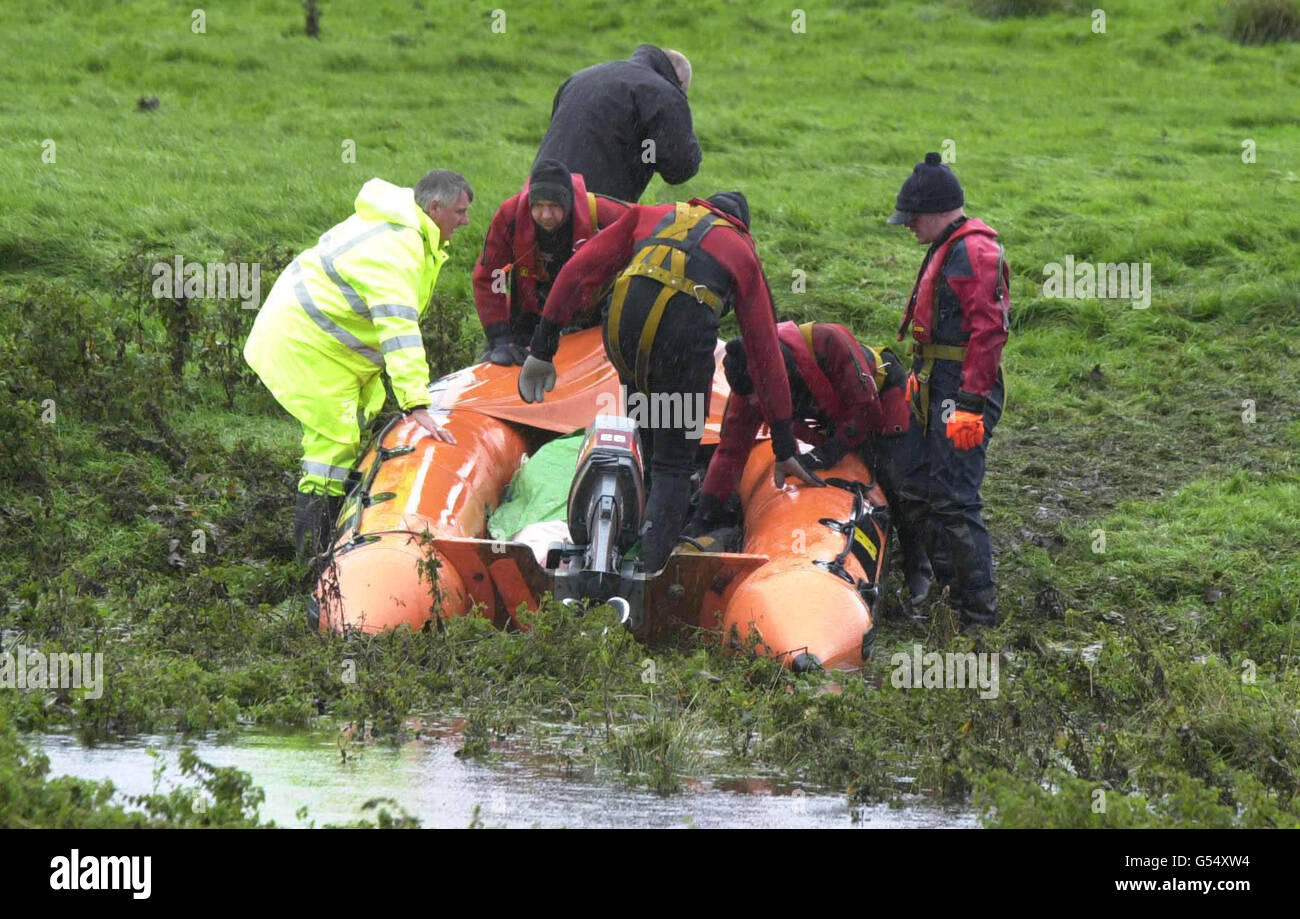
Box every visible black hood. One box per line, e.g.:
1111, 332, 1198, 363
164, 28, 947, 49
629, 44, 683, 92
722, 338, 752, 396
706, 191, 750, 229
725, 336, 805, 408
529, 158, 574, 215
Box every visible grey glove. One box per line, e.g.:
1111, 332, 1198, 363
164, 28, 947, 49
773, 455, 826, 489
486, 336, 528, 366
517, 355, 557, 404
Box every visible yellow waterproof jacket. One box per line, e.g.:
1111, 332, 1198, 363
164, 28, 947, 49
245, 179, 450, 431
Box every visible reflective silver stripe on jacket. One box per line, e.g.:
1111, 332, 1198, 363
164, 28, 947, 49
290, 264, 384, 366
301, 460, 351, 481
370, 303, 419, 321
320, 222, 411, 318
380, 334, 423, 353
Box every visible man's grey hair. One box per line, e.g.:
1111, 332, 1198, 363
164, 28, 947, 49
664, 49, 691, 94
415, 170, 473, 211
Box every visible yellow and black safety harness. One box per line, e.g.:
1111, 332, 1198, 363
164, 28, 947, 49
909, 342, 968, 432
605, 202, 740, 392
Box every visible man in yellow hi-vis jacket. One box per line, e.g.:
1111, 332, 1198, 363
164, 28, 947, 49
244, 170, 472, 563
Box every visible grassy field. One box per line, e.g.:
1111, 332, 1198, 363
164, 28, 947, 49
1, 0, 1299, 826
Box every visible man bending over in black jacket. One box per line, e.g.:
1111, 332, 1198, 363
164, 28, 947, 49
534, 45, 702, 203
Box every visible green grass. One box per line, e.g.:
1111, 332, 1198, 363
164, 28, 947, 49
2, 0, 1299, 826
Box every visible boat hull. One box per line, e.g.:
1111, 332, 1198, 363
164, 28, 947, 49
315, 328, 890, 670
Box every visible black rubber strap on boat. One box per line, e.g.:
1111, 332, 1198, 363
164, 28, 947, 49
343, 413, 415, 543
816, 477, 887, 588
815, 478, 866, 583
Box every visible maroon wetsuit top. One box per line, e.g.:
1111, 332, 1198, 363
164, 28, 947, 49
702, 322, 908, 502
472, 173, 629, 339
531, 198, 797, 460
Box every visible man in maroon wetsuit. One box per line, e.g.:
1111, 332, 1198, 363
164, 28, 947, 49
517, 191, 822, 572
472, 159, 630, 365
684, 322, 924, 595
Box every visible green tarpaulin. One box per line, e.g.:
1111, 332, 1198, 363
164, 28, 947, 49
487, 432, 584, 541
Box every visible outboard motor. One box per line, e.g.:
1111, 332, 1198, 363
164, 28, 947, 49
548, 415, 647, 619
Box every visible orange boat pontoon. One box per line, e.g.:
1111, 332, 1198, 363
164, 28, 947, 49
314, 327, 890, 672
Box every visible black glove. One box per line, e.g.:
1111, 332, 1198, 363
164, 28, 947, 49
485, 335, 528, 366
800, 436, 848, 471
955, 390, 987, 414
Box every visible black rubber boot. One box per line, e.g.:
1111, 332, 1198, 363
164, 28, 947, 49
895, 513, 934, 605
293, 492, 344, 567
935, 510, 998, 631
871, 435, 935, 609
880, 458, 934, 606
639, 471, 692, 573
958, 585, 999, 632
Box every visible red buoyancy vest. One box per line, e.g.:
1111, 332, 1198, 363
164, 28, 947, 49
510, 172, 598, 285
897, 218, 1003, 344
776, 320, 853, 430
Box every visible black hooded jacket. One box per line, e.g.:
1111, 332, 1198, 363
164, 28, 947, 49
534, 45, 702, 203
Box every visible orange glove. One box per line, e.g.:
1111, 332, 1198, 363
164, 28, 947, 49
905, 372, 919, 403
946, 410, 984, 450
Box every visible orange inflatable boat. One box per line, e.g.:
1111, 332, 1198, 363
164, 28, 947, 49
314, 328, 890, 671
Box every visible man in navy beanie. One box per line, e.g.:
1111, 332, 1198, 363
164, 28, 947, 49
889, 153, 1010, 630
